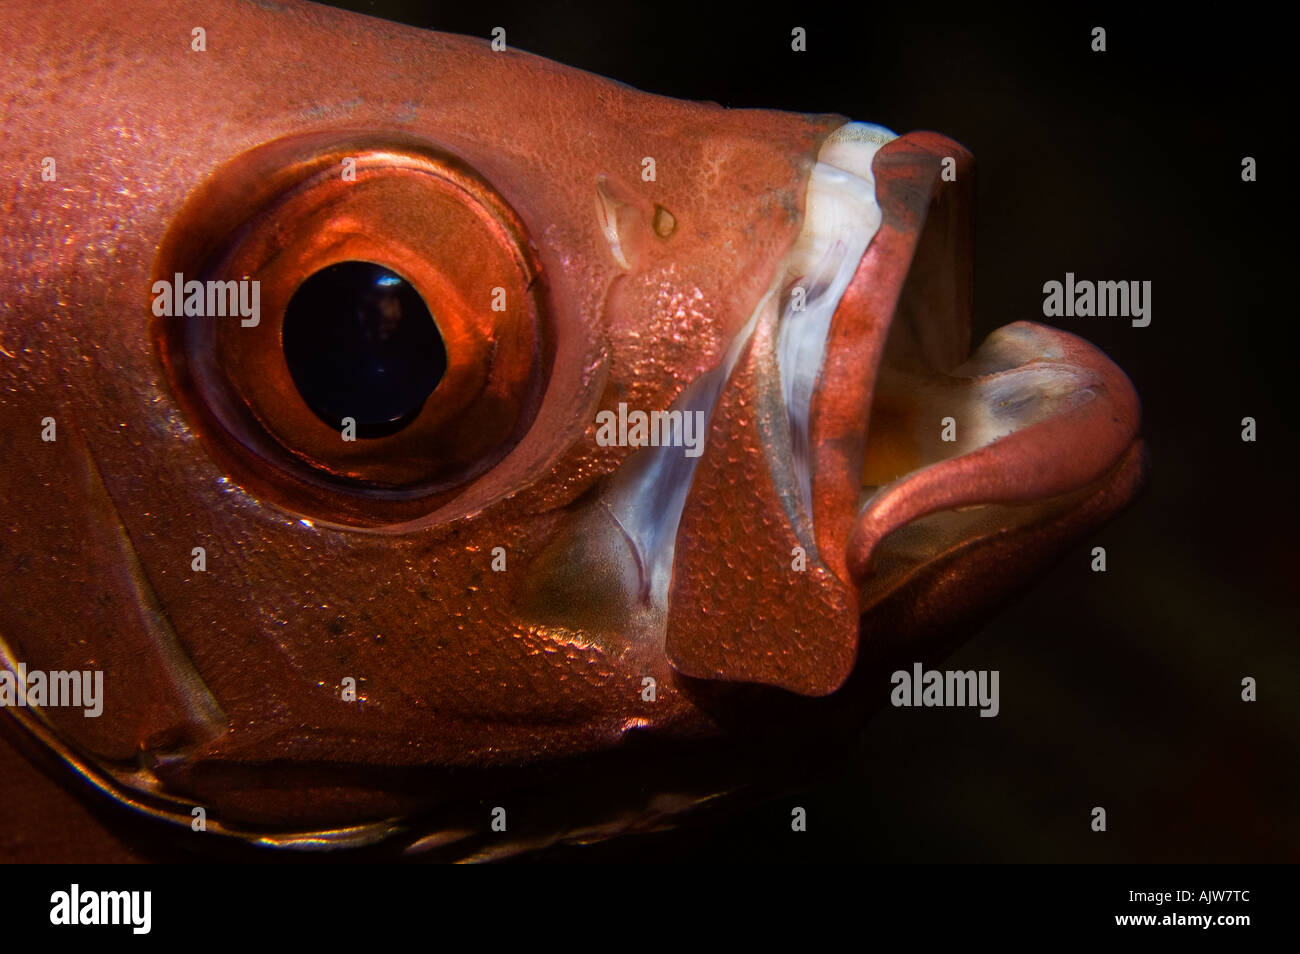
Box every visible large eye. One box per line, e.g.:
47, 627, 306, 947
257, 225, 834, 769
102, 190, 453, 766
153, 135, 552, 525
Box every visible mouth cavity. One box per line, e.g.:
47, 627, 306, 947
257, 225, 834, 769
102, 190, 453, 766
804, 129, 1142, 586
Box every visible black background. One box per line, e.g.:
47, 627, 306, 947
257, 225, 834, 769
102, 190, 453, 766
305, 1, 1297, 862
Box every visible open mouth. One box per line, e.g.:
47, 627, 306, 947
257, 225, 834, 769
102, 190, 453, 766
648, 122, 1145, 694
788, 123, 1143, 594
523, 120, 1144, 695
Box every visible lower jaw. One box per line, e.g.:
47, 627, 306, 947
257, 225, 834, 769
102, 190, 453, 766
853, 437, 1147, 661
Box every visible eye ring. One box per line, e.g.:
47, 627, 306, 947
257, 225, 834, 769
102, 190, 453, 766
152, 133, 553, 526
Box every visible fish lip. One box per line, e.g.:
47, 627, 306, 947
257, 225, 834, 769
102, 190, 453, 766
803, 131, 1142, 585
770, 122, 899, 561
797, 129, 973, 582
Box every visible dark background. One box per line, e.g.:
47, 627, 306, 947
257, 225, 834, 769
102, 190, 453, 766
319, 0, 1298, 861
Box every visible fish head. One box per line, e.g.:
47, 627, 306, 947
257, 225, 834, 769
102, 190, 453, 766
0, 0, 1143, 850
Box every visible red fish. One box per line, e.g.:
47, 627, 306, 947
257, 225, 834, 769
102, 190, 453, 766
0, 0, 1143, 859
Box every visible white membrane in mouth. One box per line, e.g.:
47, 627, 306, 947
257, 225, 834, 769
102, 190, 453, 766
602, 121, 895, 611
776, 122, 895, 543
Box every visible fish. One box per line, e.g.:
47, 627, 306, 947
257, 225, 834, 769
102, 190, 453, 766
0, 0, 1144, 860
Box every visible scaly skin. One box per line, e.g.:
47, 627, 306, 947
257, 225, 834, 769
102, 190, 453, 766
0, 0, 1143, 859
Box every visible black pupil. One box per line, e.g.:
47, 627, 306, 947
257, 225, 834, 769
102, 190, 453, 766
283, 262, 446, 439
